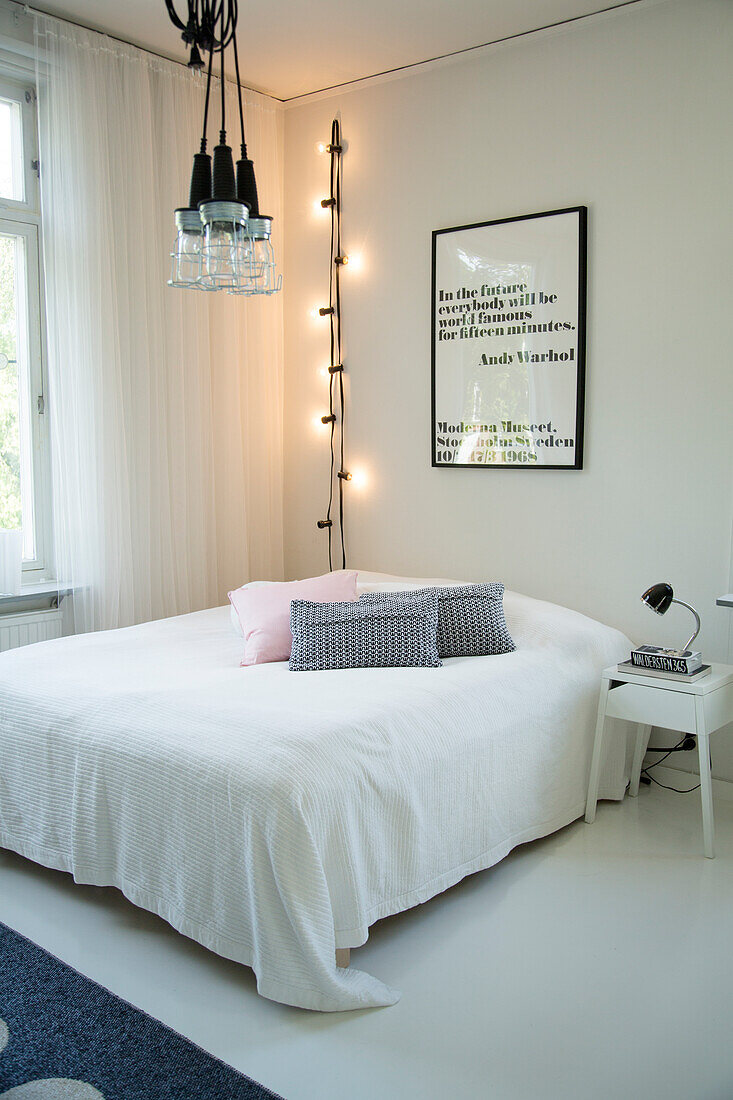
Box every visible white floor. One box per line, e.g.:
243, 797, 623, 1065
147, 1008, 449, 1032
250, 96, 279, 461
2, 784, 733, 1100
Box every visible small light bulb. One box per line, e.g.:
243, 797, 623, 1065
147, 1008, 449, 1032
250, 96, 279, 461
315, 141, 342, 156
335, 254, 349, 266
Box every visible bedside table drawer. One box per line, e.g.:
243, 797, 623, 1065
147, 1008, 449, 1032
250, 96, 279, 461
605, 682, 697, 732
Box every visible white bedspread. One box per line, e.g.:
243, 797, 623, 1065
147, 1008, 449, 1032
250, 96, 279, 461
0, 581, 630, 1010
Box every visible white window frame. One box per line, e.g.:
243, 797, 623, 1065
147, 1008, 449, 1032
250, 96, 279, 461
0, 72, 53, 583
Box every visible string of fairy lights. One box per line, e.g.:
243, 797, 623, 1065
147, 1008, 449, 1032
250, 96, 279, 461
315, 119, 350, 571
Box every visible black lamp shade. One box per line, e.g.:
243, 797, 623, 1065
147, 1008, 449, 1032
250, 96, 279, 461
641, 582, 674, 615
188, 151, 212, 208
212, 142, 237, 201
236, 157, 259, 217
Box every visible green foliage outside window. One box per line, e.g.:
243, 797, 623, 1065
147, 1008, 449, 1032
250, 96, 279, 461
0, 235, 22, 531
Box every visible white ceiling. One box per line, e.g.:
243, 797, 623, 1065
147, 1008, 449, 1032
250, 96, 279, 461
33, 0, 637, 100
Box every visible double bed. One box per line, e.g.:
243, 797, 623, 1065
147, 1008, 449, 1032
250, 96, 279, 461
0, 572, 631, 1011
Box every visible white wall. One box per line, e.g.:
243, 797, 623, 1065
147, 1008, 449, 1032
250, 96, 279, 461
283, 0, 733, 776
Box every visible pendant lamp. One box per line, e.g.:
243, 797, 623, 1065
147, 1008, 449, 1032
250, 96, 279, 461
166, 0, 281, 296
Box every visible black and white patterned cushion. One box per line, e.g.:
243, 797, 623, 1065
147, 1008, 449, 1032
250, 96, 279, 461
289, 590, 442, 671
361, 583, 515, 658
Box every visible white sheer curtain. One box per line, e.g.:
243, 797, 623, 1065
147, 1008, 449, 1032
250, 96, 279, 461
34, 14, 284, 633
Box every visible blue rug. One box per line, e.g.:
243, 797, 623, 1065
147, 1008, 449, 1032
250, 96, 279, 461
0, 922, 284, 1099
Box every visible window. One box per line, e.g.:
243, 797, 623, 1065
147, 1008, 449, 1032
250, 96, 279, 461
0, 75, 51, 581
0, 96, 24, 202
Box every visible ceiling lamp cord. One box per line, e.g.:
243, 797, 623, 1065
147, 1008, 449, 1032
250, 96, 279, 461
165, 0, 237, 67
187, 41, 214, 208
219, 4, 226, 139
210, 4, 236, 201
231, 18, 259, 217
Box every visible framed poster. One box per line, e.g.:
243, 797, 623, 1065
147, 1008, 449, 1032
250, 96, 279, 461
431, 206, 586, 469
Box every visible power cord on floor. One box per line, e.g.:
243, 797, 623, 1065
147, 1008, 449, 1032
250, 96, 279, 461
640, 735, 711, 794
644, 772, 701, 793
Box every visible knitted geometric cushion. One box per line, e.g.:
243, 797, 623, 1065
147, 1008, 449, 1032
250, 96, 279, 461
361, 583, 515, 658
289, 590, 442, 671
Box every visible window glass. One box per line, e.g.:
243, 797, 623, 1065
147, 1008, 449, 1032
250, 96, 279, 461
0, 75, 50, 581
0, 98, 24, 202
0, 231, 35, 560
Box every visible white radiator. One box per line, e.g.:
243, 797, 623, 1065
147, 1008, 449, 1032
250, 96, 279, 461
0, 608, 64, 652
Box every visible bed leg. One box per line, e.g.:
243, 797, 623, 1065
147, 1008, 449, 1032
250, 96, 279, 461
335, 948, 350, 968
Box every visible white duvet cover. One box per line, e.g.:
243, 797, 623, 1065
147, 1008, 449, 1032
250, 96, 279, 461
0, 576, 631, 1011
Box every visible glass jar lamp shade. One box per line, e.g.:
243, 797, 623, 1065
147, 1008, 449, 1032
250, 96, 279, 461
198, 199, 252, 290
228, 216, 282, 296
168, 208, 205, 288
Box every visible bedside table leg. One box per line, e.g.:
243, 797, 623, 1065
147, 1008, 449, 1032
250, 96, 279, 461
585, 680, 611, 823
629, 724, 652, 797
697, 726, 714, 859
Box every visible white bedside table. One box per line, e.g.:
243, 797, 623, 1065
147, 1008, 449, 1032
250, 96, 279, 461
585, 662, 733, 858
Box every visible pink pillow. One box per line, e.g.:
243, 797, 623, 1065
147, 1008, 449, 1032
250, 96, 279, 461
229, 571, 358, 666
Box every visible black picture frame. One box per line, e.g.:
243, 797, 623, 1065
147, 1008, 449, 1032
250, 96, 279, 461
431, 206, 587, 470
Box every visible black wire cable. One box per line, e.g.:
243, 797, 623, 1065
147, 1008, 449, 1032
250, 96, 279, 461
338, 365, 346, 570
218, 3, 226, 140
642, 736, 687, 772
318, 119, 346, 571
332, 118, 346, 570
326, 389, 335, 573
323, 131, 337, 572
231, 14, 247, 156
222, 0, 237, 47
200, 35, 214, 150
640, 736, 709, 793
166, 0, 237, 51
645, 773, 701, 794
